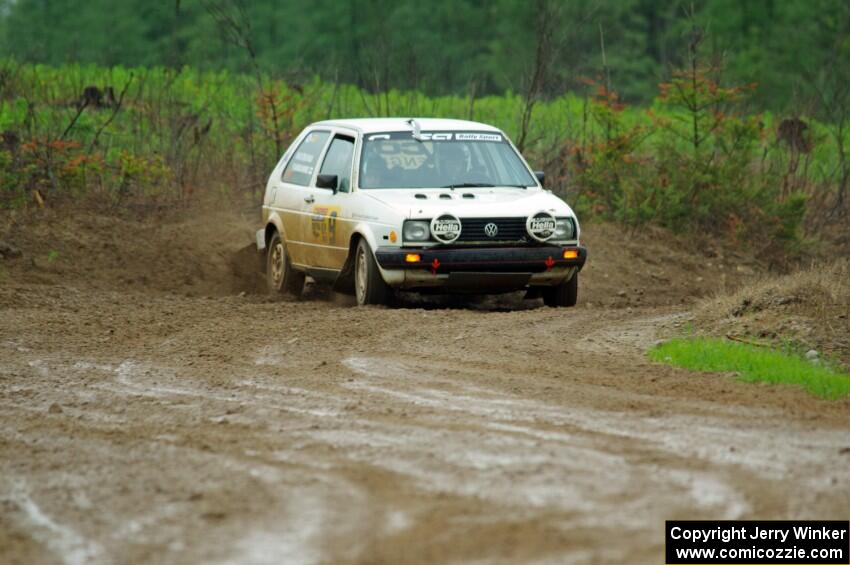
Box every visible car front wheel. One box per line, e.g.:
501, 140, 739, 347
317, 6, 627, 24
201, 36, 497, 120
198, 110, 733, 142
354, 239, 390, 306
543, 272, 578, 307
266, 231, 304, 296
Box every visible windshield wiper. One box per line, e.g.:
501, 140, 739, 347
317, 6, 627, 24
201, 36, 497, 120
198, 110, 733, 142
440, 182, 495, 189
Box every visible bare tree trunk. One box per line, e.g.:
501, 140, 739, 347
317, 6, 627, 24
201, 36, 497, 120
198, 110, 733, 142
599, 23, 612, 142
517, 0, 557, 153
466, 80, 478, 121
203, 0, 283, 160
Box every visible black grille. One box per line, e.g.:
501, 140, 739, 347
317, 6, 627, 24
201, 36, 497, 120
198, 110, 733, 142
457, 217, 528, 242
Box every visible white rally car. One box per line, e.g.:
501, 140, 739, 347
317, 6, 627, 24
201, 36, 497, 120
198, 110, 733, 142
257, 118, 586, 307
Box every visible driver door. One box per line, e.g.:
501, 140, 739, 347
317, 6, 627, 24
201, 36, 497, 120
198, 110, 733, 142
301, 132, 357, 270
275, 129, 331, 266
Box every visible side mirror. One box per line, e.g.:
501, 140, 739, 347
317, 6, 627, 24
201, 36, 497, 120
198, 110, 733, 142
534, 170, 545, 186
316, 174, 338, 193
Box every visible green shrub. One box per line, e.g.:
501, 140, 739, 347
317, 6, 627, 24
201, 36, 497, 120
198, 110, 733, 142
0, 58, 844, 253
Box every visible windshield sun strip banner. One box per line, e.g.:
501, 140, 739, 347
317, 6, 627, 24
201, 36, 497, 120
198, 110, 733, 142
366, 131, 504, 142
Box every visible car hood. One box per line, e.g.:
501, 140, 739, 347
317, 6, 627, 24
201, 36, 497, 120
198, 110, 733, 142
360, 187, 576, 219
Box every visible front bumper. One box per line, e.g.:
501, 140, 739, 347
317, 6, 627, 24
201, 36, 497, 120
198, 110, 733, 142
374, 244, 587, 291
376, 244, 587, 273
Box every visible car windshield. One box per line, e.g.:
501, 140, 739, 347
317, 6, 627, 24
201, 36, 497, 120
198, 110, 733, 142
358, 131, 536, 189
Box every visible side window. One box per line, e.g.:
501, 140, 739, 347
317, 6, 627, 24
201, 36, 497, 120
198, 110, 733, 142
318, 135, 355, 192
282, 131, 330, 186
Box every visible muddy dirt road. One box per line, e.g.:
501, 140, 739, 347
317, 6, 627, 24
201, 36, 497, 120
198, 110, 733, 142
2, 278, 850, 564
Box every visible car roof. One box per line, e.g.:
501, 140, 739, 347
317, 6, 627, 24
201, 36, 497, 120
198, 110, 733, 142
310, 117, 502, 135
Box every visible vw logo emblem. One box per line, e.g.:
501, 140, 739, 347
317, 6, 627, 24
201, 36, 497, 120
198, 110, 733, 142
483, 222, 499, 237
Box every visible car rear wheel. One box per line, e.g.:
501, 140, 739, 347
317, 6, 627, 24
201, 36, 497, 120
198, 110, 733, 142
354, 239, 390, 306
543, 272, 578, 307
267, 231, 304, 296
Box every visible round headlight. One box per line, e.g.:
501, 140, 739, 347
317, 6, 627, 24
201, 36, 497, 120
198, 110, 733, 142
554, 218, 575, 240
430, 214, 462, 243
403, 220, 430, 242
526, 211, 557, 242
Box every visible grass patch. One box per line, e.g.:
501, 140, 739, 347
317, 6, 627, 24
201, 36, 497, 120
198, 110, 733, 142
649, 338, 850, 400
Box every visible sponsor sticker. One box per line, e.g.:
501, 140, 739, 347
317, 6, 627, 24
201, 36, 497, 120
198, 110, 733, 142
530, 218, 556, 232
290, 163, 313, 175
368, 131, 503, 142
527, 212, 557, 241
417, 132, 453, 141
430, 214, 462, 243
310, 205, 342, 244
385, 154, 428, 170
455, 133, 503, 142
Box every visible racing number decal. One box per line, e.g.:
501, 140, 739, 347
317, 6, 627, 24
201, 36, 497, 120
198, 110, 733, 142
310, 205, 341, 245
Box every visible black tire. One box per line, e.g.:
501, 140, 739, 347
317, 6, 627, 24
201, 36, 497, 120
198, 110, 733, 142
266, 231, 304, 296
543, 272, 578, 307
353, 239, 390, 306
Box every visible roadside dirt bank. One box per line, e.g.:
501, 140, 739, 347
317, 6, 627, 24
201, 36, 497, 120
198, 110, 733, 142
0, 204, 763, 305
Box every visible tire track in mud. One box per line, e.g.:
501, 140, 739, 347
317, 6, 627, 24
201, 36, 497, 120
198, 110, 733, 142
2, 480, 102, 565
1, 350, 441, 564
337, 355, 750, 522
3, 296, 850, 564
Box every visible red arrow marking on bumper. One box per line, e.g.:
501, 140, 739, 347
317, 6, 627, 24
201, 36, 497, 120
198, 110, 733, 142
430, 258, 441, 274
544, 256, 555, 270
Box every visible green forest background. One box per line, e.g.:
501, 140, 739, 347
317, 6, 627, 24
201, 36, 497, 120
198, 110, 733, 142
1, 0, 848, 255
3, 0, 848, 111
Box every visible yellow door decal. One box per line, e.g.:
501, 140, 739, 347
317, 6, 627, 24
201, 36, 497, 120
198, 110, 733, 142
310, 205, 342, 244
